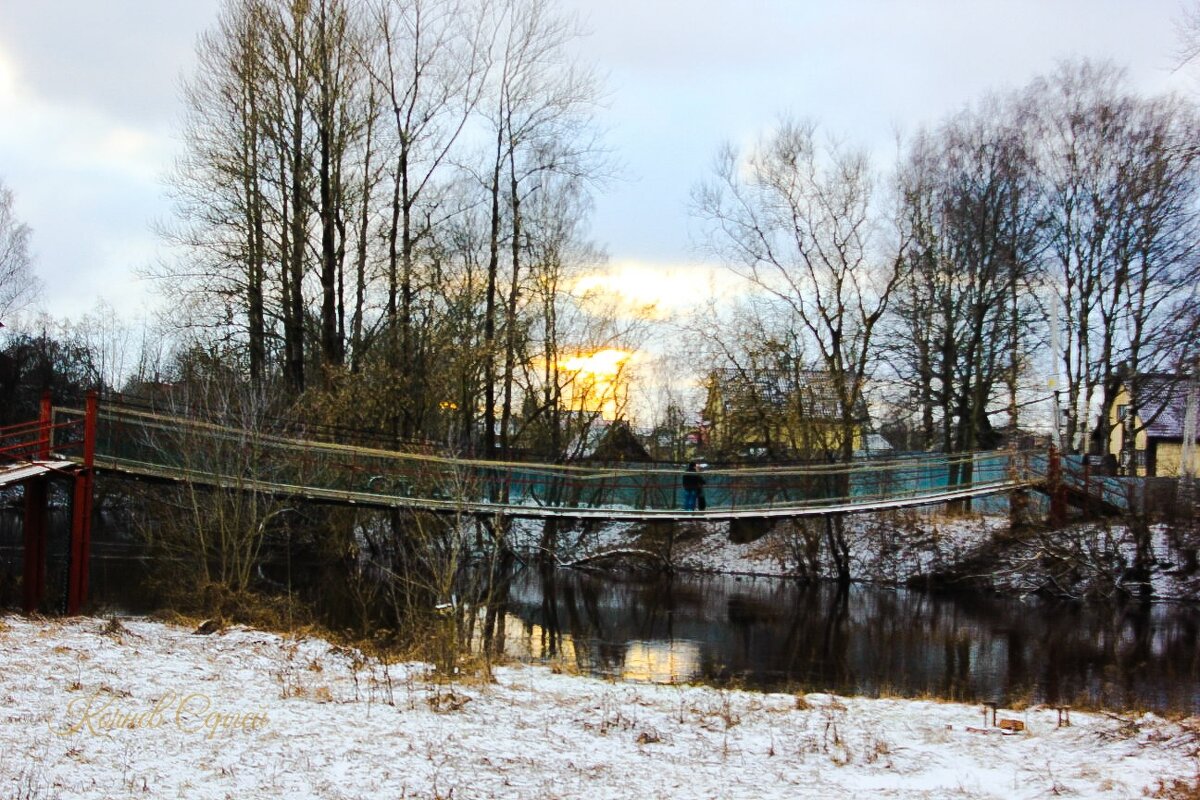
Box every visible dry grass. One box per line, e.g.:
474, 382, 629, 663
100, 615, 130, 639
1151, 777, 1200, 799
426, 687, 472, 713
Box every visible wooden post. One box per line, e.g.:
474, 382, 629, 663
1082, 456, 1092, 516
1048, 445, 1066, 527
22, 476, 47, 613
1181, 367, 1198, 516
66, 392, 97, 615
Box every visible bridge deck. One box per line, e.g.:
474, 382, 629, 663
0, 460, 79, 488
92, 455, 1037, 521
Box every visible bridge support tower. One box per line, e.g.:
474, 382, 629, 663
21, 392, 96, 615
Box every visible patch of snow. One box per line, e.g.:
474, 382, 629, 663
673, 510, 1009, 582
1, 615, 1196, 799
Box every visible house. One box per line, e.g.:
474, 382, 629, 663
586, 419, 653, 463
702, 368, 867, 460
1108, 374, 1200, 477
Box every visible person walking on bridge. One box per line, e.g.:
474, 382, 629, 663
682, 462, 705, 511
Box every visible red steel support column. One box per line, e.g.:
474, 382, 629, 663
23, 476, 48, 613
37, 391, 52, 460
66, 392, 97, 615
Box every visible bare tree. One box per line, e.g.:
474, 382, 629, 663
161, 0, 283, 386
695, 119, 906, 581
365, 0, 488, 437
1028, 61, 1200, 458
132, 344, 291, 596
0, 178, 41, 322
158, 0, 614, 473
696, 120, 903, 464
889, 96, 1043, 483
476, 0, 605, 462
1175, 1, 1200, 70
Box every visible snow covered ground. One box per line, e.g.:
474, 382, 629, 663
3, 614, 1198, 799
643, 511, 1008, 581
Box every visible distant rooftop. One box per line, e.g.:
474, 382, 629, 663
1131, 375, 1199, 442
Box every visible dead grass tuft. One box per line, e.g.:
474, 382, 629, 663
280, 681, 334, 702
636, 728, 663, 745
149, 608, 204, 629
426, 687, 472, 713
101, 615, 130, 640
1150, 778, 1200, 799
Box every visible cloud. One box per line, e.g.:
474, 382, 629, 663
0, 40, 175, 320
0, 49, 17, 102
570, 260, 748, 321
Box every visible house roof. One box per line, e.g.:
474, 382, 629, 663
857, 433, 894, 455
1133, 375, 1200, 441
587, 420, 653, 462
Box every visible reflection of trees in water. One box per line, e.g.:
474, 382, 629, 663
500, 569, 1200, 712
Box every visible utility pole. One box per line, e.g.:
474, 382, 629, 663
1049, 289, 1064, 451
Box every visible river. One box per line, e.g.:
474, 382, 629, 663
489, 567, 1200, 713
3, 509, 1198, 713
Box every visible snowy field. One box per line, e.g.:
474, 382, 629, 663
2, 614, 1198, 799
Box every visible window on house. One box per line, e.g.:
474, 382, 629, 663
1117, 404, 1129, 420
1135, 449, 1147, 468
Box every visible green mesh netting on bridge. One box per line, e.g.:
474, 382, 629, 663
50, 403, 1041, 520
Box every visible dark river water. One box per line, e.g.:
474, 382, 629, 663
492, 567, 1200, 712
3, 510, 1199, 713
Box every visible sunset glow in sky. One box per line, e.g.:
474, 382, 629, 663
571, 261, 747, 321
558, 348, 635, 419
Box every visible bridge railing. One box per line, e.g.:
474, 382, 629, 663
1063, 456, 1134, 512
1026, 453, 1132, 513
2, 395, 85, 464
49, 400, 1042, 516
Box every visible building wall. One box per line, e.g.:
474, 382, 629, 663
1108, 386, 1150, 476
1152, 442, 1200, 478
1108, 384, 1200, 478
703, 382, 862, 458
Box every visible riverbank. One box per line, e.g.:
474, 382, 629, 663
3, 614, 1197, 799
548, 511, 1200, 601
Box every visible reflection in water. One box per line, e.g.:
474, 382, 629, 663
493, 568, 1200, 714
0, 508, 156, 615
623, 640, 701, 684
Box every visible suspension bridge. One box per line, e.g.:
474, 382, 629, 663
1, 394, 1123, 613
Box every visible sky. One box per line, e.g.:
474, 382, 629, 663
0, 0, 1193, 326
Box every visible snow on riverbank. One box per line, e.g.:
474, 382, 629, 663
668, 511, 1009, 581
539, 511, 1200, 601
2, 614, 1197, 799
